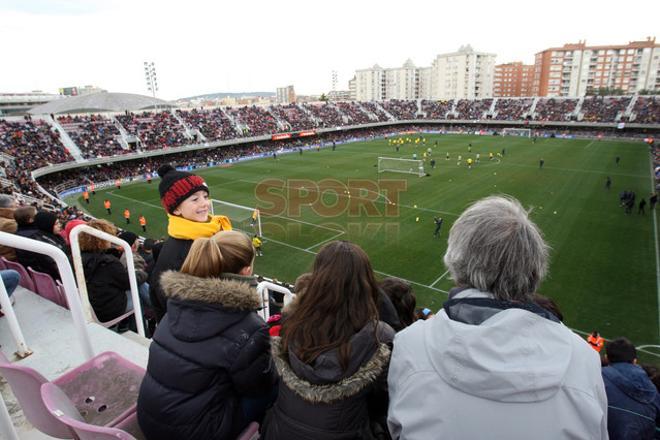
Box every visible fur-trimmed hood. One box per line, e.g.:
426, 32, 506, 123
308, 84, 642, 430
271, 335, 391, 404
160, 270, 261, 310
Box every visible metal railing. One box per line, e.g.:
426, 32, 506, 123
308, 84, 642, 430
69, 224, 145, 337
256, 281, 295, 321
0, 231, 93, 359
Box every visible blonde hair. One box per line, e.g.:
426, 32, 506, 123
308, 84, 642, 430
181, 230, 254, 278
79, 219, 117, 252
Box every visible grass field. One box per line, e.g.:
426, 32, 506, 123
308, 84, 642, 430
68, 133, 659, 349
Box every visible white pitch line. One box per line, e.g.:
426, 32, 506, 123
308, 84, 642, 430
109, 191, 162, 209
430, 270, 450, 287
583, 140, 597, 149
305, 231, 347, 251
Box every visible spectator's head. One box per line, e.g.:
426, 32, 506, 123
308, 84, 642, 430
0, 194, 17, 210
118, 231, 139, 252
532, 294, 564, 321
641, 365, 660, 392
443, 196, 549, 302
142, 238, 155, 253
380, 277, 417, 328
605, 337, 637, 364
415, 307, 433, 320
281, 240, 380, 370
181, 230, 254, 278
14, 206, 37, 226
79, 219, 117, 252
158, 164, 210, 220
62, 219, 86, 245
35, 211, 60, 235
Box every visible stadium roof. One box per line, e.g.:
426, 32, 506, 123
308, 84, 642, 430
28, 92, 175, 114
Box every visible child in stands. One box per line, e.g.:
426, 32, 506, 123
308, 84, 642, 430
261, 240, 394, 439
149, 164, 232, 321
138, 230, 276, 440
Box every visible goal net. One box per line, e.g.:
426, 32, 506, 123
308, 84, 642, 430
211, 199, 262, 237
502, 128, 532, 137
378, 157, 425, 177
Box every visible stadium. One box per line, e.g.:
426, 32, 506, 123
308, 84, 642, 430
1, 2, 660, 437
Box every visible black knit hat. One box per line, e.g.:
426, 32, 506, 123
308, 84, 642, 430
34, 211, 58, 233
118, 231, 138, 246
157, 165, 209, 214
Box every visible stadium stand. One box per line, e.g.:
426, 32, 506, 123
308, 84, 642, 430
494, 98, 534, 120
380, 99, 418, 120
226, 105, 281, 136
302, 103, 344, 128
269, 104, 316, 131
632, 96, 659, 124
115, 111, 189, 150
453, 98, 493, 120
580, 96, 631, 122
359, 101, 391, 122
176, 108, 238, 141
421, 99, 453, 119
57, 114, 124, 158
533, 98, 578, 121
336, 102, 373, 124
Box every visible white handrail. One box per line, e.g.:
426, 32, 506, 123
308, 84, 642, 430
69, 225, 145, 337
0, 270, 30, 358
256, 281, 295, 321
0, 231, 94, 360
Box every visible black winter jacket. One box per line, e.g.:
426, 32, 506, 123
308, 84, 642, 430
138, 271, 277, 440
81, 251, 130, 322
15, 227, 68, 281
148, 237, 192, 321
261, 322, 394, 440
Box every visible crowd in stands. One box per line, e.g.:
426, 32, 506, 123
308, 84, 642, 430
380, 99, 418, 120
421, 99, 453, 119
581, 96, 632, 122
359, 101, 392, 122
269, 104, 316, 132
302, 103, 344, 127
533, 98, 577, 121
57, 114, 124, 158
336, 101, 374, 124
0, 117, 72, 169
176, 108, 238, 141
453, 98, 493, 120
494, 98, 533, 120
226, 106, 281, 136
633, 96, 659, 124
116, 111, 189, 150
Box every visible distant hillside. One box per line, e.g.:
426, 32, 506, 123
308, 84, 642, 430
178, 91, 275, 101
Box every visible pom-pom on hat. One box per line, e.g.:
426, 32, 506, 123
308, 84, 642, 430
157, 164, 209, 214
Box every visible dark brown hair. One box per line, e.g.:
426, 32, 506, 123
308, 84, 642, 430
281, 241, 380, 371
380, 277, 417, 328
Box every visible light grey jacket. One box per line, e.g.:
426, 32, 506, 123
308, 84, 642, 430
387, 289, 608, 440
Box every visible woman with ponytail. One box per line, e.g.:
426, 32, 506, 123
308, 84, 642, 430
138, 230, 277, 440
149, 164, 232, 321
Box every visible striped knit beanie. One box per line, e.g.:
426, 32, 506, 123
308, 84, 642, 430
157, 164, 209, 214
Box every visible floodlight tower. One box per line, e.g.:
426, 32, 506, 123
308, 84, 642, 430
144, 61, 158, 99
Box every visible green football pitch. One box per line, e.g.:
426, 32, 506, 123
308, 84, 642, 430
69, 134, 659, 349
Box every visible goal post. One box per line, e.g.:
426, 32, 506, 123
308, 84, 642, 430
502, 128, 532, 137
378, 157, 425, 177
210, 199, 262, 237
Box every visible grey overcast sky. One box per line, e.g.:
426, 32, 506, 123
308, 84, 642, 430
1, 0, 658, 100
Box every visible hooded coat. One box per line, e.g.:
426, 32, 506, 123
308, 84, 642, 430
137, 271, 276, 440
387, 288, 608, 440
148, 237, 192, 321
261, 322, 394, 440
15, 223, 68, 281
603, 362, 660, 440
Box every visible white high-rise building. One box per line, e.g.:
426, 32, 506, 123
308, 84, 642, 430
429, 45, 496, 99
276, 85, 296, 104
353, 46, 495, 101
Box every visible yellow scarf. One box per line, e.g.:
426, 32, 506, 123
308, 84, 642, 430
167, 214, 232, 240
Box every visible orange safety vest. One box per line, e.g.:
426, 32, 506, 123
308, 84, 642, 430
124, 209, 130, 219
82, 191, 89, 200
139, 216, 146, 226
104, 200, 111, 209
587, 335, 604, 352
115, 179, 121, 187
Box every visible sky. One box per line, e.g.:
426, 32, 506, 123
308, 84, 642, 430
1, 0, 658, 100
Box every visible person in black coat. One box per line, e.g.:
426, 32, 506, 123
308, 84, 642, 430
148, 164, 232, 321
78, 219, 130, 322
138, 231, 276, 440
261, 241, 394, 440
15, 210, 68, 281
